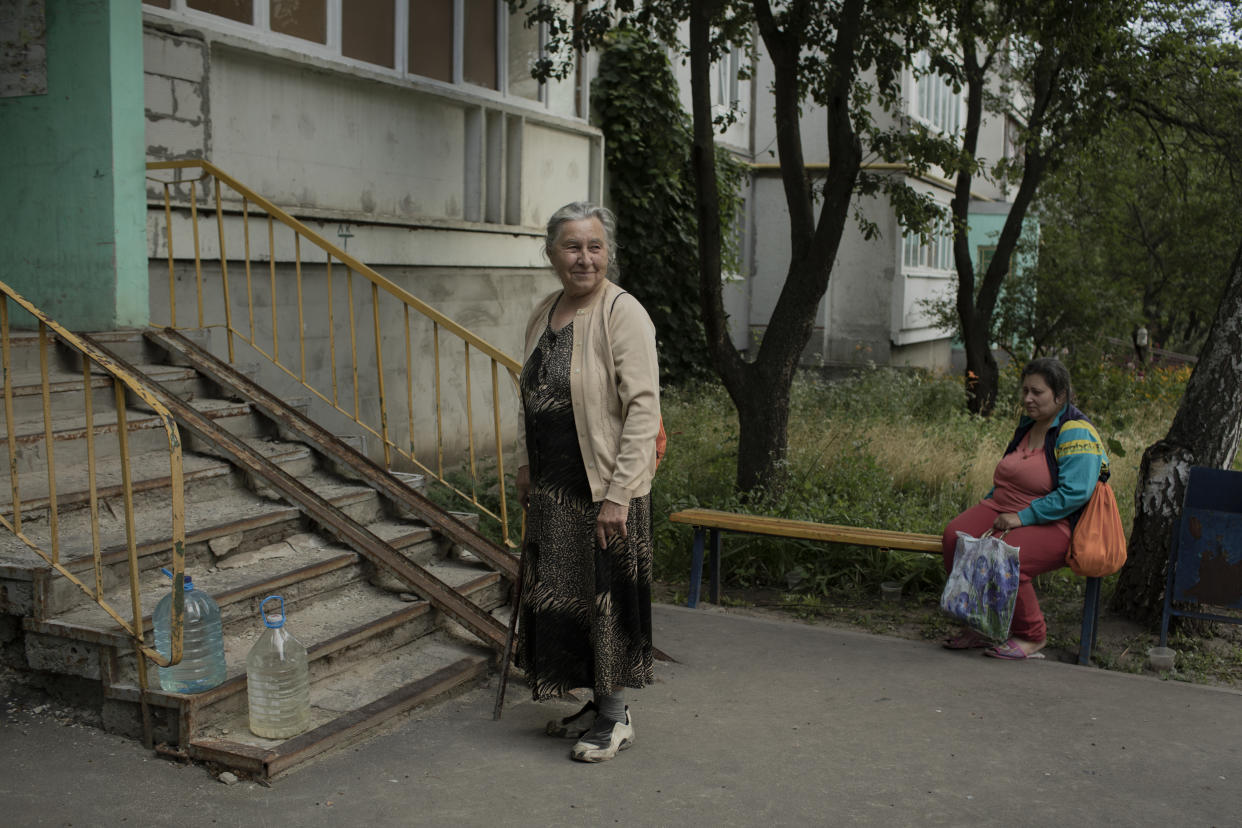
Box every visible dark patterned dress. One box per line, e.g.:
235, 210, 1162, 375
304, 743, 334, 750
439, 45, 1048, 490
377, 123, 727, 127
516, 315, 654, 701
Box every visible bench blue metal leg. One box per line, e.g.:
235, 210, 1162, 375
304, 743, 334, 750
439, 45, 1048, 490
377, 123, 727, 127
687, 527, 705, 608
1078, 576, 1102, 665
709, 528, 722, 604
687, 527, 723, 607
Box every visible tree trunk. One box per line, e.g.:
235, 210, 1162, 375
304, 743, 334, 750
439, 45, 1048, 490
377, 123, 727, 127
688, 0, 864, 493
963, 329, 1000, 415
1112, 242, 1242, 625
732, 369, 793, 494
951, 10, 1057, 416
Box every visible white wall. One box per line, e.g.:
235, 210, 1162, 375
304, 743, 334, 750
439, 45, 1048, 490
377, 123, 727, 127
141, 18, 602, 464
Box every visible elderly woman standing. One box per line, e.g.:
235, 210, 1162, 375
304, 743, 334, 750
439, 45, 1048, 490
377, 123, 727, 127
941, 357, 1107, 660
513, 202, 660, 763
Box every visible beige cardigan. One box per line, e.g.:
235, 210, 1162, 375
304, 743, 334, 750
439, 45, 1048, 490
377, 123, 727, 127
515, 280, 661, 507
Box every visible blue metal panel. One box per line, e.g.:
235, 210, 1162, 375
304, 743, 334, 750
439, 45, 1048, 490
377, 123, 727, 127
1161, 467, 1242, 645
1172, 508, 1242, 609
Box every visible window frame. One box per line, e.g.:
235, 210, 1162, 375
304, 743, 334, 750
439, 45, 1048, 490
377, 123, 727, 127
901, 221, 956, 278
908, 51, 963, 136
143, 0, 566, 114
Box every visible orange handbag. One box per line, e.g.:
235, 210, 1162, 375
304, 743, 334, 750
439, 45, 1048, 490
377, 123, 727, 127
1066, 480, 1127, 577
655, 419, 668, 469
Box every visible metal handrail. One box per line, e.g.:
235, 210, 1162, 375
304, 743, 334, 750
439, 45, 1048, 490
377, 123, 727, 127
0, 280, 186, 678
146, 160, 520, 545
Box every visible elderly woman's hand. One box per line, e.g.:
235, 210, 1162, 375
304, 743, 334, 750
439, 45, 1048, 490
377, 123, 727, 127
595, 500, 629, 549
992, 512, 1022, 532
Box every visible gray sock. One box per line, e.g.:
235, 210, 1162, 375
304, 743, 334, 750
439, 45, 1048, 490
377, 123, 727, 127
595, 690, 626, 723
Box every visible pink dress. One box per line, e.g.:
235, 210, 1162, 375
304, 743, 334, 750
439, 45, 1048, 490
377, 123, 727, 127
982, 433, 1070, 540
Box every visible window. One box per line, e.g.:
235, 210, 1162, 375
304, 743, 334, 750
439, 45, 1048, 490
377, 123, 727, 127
507, 5, 541, 101
463, 0, 497, 89
1004, 115, 1023, 162
903, 225, 955, 273
911, 51, 961, 135
343, 0, 396, 68
188, 0, 251, 23
143, 0, 570, 110
271, 0, 326, 45
410, 0, 454, 83
715, 47, 740, 108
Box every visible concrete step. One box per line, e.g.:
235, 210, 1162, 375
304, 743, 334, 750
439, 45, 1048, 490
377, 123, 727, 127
92, 566, 500, 774
0, 328, 511, 779
0, 464, 390, 618
187, 560, 503, 728
0, 329, 153, 375
186, 636, 490, 779
0, 362, 206, 423
19, 517, 484, 683
0, 396, 263, 480
0, 437, 319, 565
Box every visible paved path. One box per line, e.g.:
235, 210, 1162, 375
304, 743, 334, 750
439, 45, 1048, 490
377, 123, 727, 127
3, 604, 1240, 826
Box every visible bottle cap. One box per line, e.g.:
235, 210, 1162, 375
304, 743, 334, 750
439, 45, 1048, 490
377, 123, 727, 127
261, 595, 285, 628
161, 567, 193, 590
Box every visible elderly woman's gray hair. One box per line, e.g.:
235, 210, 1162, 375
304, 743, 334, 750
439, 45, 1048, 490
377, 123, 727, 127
544, 202, 618, 270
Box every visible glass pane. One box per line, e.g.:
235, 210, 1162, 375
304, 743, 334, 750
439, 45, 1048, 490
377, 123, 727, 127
187, 0, 252, 24
144, 1, 172, 8
343, 0, 395, 68
508, 7, 540, 100
410, 0, 454, 83
272, 0, 326, 44
463, 0, 497, 89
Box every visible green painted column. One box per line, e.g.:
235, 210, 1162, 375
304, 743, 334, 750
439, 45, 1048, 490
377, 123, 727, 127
0, 0, 147, 330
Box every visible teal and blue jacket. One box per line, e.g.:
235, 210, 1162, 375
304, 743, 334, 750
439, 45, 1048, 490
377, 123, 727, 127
996, 402, 1109, 528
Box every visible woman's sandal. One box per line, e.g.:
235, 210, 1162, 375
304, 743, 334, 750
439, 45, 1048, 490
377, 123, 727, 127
942, 630, 991, 650
984, 638, 1046, 660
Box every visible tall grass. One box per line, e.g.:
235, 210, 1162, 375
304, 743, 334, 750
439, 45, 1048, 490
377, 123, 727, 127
652, 363, 1187, 597
430, 360, 1190, 601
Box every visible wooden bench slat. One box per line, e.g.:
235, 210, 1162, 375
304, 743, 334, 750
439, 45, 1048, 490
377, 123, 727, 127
673, 507, 1102, 668
668, 508, 942, 553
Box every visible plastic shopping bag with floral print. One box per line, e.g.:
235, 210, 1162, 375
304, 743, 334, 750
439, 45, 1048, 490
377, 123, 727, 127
939, 531, 1020, 641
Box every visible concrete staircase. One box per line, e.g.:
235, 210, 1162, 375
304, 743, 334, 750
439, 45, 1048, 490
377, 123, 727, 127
0, 328, 515, 779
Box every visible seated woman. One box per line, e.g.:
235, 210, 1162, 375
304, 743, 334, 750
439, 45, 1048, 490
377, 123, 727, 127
941, 357, 1107, 660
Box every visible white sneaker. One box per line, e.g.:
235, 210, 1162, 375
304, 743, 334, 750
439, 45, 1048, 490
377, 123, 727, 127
570, 708, 634, 762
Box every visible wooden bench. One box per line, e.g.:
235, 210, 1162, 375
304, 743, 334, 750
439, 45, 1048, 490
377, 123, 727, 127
668, 507, 1103, 666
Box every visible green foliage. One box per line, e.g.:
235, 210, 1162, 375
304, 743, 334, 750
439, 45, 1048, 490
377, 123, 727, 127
1028, 16, 1242, 357
927, 3, 1242, 374
592, 28, 746, 385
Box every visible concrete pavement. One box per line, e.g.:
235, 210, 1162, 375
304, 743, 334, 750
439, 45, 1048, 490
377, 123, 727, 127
2, 603, 1240, 826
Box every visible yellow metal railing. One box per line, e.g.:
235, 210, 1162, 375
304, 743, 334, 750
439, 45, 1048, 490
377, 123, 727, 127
0, 281, 186, 681
146, 160, 520, 546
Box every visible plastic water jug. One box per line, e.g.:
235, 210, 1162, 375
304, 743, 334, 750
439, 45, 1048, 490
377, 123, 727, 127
153, 568, 227, 693
246, 595, 311, 739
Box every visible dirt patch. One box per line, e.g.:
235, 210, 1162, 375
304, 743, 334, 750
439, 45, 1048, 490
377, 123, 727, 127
654, 580, 1242, 690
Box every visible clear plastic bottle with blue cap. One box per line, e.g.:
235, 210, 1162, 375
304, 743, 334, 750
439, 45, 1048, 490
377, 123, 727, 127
246, 595, 310, 738
153, 568, 227, 693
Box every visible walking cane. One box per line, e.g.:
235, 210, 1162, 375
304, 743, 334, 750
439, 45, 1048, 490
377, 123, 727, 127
492, 538, 526, 720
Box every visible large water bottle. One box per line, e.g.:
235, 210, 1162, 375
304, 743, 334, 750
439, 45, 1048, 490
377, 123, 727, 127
153, 568, 227, 693
246, 595, 310, 739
